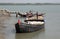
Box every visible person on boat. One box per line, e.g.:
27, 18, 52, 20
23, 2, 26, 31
18, 19, 21, 25
29, 10, 33, 15
26, 10, 33, 17
24, 12, 28, 15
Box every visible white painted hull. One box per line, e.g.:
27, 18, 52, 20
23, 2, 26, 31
28, 21, 45, 25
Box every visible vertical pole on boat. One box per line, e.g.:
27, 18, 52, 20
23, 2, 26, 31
36, 12, 38, 19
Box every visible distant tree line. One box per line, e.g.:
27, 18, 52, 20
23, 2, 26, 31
0, 3, 60, 5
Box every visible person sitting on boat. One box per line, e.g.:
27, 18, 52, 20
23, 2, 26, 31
26, 11, 33, 17
27, 13, 33, 17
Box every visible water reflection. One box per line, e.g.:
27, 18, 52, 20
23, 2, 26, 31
16, 29, 45, 39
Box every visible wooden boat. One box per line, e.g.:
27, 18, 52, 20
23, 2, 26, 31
16, 12, 33, 17
15, 14, 45, 33
16, 13, 26, 17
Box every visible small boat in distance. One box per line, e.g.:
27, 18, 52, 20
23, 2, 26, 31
16, 12, 33, 17
16, 11, 45, 18
15, 13, 45, 33
16, 10, 33, 17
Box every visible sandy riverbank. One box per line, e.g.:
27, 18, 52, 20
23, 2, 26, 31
0, 16, 9, 39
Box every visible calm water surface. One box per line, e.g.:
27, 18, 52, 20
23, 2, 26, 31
0, 5, 60, 39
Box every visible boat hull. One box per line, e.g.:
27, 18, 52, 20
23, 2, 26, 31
15, 23, 45, 33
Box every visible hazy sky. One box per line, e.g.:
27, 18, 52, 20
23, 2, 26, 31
0, 0, 60, 3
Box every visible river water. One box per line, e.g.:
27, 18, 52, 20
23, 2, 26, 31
0, 5, 60, 39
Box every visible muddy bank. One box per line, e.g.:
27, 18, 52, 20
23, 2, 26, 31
0, 16, 9, 39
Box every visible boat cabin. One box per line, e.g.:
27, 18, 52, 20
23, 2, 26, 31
24, 14, 45, 25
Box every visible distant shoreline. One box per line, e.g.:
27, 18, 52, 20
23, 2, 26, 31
0, 3, 60, 5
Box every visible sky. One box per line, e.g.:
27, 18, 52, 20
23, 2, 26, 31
0, 0, 60, 3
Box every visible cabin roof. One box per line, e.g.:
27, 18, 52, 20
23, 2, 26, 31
26, 15, 44, 20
